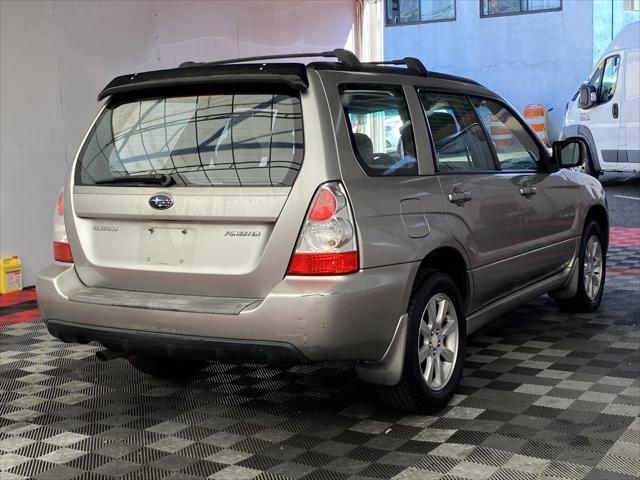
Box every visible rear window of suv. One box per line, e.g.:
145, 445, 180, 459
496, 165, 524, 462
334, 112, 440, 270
76, 93, 303, 187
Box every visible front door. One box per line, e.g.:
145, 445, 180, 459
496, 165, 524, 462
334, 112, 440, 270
470, 97, 578, 288
419, 91, 522, 312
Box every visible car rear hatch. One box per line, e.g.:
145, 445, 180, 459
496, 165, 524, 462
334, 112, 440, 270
69, 64, 306, 299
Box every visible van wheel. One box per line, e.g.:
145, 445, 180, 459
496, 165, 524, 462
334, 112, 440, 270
129, 356, 206, 380
379, 272, 466, 413
556, 221, 606, 313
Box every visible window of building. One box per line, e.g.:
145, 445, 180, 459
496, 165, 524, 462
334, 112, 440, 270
341, 87, 418, 176
481, 0, 561, 17
386, 0, 455, 25
420, 92, 496, 172
624, 0, 640, 12
471, 98, 541, 171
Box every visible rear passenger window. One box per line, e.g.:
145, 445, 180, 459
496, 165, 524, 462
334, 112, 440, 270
419, 92, 496, 171
341, 88, 418, 176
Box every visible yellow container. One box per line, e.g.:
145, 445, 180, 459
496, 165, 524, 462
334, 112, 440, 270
0, 256, 23, 294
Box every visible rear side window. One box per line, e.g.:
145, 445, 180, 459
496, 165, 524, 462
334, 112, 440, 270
419, 92, 495, 172
76, 93, 303, 187
625, 50, 640, 100
341, 88, 418, 176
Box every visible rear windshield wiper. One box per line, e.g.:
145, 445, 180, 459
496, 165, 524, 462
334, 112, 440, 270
95, 174, 175, 187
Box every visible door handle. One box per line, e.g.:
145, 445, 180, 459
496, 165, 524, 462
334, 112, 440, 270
612, 103, 619, 119
519, 186, 537, 198
448, 191, 472, 205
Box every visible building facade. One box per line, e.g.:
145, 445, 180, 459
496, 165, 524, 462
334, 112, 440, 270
384, 0, 640, 127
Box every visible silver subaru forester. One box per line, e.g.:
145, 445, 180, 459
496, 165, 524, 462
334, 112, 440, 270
37, 50, 608, 412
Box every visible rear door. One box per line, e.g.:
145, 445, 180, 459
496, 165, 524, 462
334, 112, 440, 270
419, 91, 522, 312
70, 92, 304, 298
619, 48, 640, 166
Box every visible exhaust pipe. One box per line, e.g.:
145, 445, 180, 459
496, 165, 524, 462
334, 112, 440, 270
95, 349, 124, 362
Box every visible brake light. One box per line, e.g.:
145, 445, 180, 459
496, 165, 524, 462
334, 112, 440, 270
53, 190, 73, 263
288, 252, 358, 275
308, 188, 337, 222
53, 241, 73, 263
287, 182, 359, 275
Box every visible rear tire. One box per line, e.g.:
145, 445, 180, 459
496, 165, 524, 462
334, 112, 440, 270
129, 356, 206, 380
379, 272, 466, 413
555, 221, 606, 313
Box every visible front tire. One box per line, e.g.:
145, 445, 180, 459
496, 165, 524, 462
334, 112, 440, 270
379, 272, 466, 413
129, 356, 206, 380
556, 221, 606, 313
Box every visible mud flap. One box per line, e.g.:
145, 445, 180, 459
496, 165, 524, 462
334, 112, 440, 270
355, 314, 407, 386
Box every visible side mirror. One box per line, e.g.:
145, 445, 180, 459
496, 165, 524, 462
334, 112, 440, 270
578, 84, 597, 109
553, 140, 584, 168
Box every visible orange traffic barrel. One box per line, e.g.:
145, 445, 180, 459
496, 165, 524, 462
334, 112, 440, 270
490, 115, 512, 148
523, 103, 549, 146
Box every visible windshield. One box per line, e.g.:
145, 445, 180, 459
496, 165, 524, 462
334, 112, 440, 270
76, 93, 303, 187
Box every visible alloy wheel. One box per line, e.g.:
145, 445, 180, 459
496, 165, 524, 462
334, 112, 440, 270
418, 293, 459, 391
583, 234, 603, 300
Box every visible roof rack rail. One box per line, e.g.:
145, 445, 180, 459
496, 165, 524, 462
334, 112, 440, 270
179, 48, 361, 69
178, 49, 431, 78
362, 57, 428, 75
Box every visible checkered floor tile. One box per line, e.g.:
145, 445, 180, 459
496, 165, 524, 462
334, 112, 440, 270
0, 249, 638, 480
609, 227, 640, 248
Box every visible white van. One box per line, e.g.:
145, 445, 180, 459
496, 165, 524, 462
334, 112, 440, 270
563, 21, 640, 177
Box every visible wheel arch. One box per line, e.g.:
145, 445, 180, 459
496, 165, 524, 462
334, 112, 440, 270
410, 246, 470, 314
550, 202, 609, 301
585, 204, 609, 250
562, 125, 601, 175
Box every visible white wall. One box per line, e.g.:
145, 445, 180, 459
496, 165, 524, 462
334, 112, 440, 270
0, 0, 355, 285
385, 0, 594, 128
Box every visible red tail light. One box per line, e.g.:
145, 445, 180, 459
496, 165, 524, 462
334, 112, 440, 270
287, 182, 359, 276
288, 251, 358, 275
53, 190, 73, 263
56, 193, 64, 216
308, 188, 337, 222
53, 241, 73, 263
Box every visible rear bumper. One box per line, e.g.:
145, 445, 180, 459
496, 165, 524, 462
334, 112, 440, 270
47, 319, 306, 364
36, 262, 416, 362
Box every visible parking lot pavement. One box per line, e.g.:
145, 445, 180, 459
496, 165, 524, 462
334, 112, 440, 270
602, 174, 640, 229
0, 197, 638, 480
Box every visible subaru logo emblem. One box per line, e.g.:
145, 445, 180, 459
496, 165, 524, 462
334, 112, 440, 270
149, 194, 173, 210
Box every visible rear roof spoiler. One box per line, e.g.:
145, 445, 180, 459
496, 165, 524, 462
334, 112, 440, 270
97, 63, 310, 101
